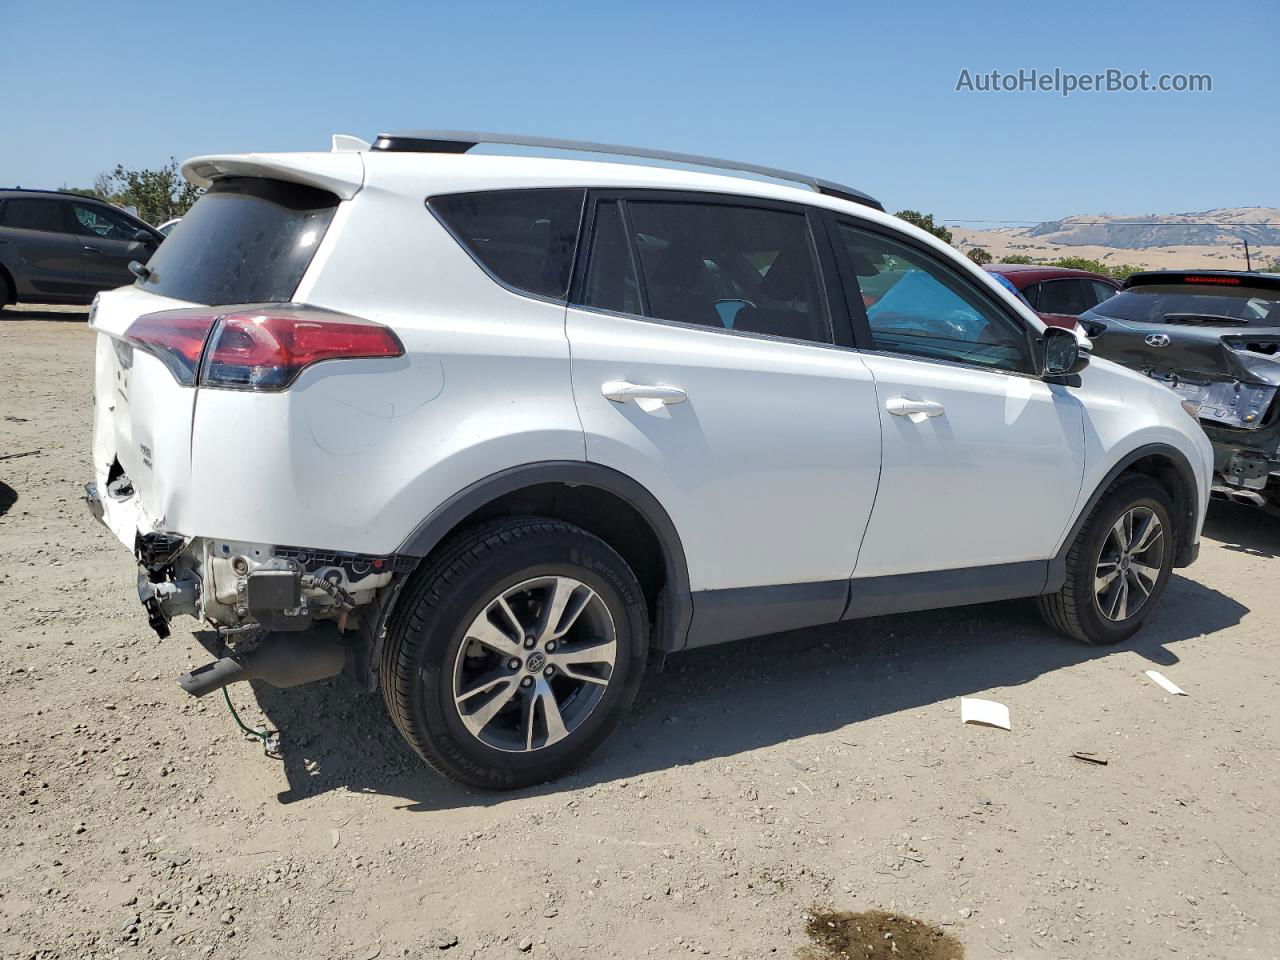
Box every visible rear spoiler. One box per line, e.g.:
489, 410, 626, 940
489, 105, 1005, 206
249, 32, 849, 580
181, 151, 365, 200
1123, 270, 1280, 292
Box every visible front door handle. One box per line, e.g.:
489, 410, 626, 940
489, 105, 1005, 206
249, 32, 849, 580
601, 380, 688, 412
82, 245, 104, 254
886, 396, 945, 423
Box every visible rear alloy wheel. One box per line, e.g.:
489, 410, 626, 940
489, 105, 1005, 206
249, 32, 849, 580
382, 518, 647, 789
452, 575, 618, 753
1037, 474, 1176, 645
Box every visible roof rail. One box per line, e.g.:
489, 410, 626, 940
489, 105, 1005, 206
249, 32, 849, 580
370, 130, 883, 211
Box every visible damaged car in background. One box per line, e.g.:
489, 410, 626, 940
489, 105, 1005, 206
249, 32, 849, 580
1082, 271, 1280, 512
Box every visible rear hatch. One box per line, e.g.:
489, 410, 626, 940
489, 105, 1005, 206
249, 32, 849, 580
90, 175, 343, 546
1083, 273, 1280, 430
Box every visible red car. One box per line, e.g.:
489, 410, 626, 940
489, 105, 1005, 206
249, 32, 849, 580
985, 264, 1121, 330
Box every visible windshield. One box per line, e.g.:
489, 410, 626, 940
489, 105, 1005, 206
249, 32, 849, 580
139, 177, 338, 306
1086, 283, 1280, 325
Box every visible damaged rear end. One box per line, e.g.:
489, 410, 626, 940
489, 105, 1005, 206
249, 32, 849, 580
86, 150, 407, 694
1084, 271, 1280, 509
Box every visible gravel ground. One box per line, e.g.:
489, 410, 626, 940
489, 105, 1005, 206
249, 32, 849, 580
2, 307, 1278, 960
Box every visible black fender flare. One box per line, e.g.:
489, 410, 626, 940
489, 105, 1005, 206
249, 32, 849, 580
1046, 442, 1201, 591
394, 461, 694, 652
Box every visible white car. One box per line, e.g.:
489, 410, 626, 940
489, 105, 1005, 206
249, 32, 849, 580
86, 131, 1213, 788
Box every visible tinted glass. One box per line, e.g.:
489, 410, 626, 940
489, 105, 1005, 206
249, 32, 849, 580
3, 198, 68, 233
70, 202, 140, 241
1085, 284, 1280, 325
432, 188, 585, 299
837, 223, 1028, 370
1021, 282, 1041, 310
139, 178, 337, 306
1089, 280, 1117, 306
591, 200, 829, 344
583, 201, 642, 315
1037, 278, 1091, 315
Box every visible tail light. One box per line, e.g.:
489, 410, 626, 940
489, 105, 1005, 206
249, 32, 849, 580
124, 305, 404, 391
123, 311, 218, 385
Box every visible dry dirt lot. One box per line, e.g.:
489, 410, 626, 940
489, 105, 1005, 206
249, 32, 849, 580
2, 308, 1278, 960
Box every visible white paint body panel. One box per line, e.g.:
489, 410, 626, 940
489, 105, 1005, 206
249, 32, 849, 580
855, 356, 1086, 576
566, 308, 882, 590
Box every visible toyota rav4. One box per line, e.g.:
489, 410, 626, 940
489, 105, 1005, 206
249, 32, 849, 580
86, 131, 1213, 788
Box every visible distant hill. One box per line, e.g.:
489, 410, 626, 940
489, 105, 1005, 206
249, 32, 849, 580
1024, 207, 1280, 249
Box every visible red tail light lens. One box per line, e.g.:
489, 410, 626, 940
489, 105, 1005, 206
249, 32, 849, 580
124, 305, 403, 390
124, 311, 217, 385
203, 307, 404, 391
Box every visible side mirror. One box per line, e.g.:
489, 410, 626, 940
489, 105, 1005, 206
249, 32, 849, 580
133, 228, 158, 245
1039, 325, 1090, 380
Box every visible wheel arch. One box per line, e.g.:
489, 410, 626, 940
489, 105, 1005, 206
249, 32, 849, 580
1047, 442, 1199, 591
393, 462, 693, 655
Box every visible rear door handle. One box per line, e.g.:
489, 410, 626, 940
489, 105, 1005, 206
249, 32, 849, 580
886, 397, 945, 423
601, 380, 688, 412
82, 245, 104, 254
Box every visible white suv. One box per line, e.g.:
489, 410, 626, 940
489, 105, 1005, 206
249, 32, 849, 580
86, 131, 1213, 788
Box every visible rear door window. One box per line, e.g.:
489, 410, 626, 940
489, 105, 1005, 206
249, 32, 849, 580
431, 189, 585, 300
2, 198, 70, 233
579, 197, 831, 345
1036, 278, 1091, 315
138, 178, 338, 305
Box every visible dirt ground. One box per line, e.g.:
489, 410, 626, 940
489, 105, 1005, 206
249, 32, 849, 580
2, 306, 1278, 960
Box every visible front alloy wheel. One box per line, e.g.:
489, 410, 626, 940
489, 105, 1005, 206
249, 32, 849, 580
1094, 506, 1165, 622
1037, 474, 1176, 645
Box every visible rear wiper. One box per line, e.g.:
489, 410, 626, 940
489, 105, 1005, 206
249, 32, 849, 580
1162, 312, 1248, 325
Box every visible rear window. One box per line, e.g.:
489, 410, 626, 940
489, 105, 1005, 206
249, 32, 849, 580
430, 189, 585, 300
1086, 284, 1280, 325
138, 178, 337, 306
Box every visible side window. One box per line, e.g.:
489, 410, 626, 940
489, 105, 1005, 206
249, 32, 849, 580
70, 203, 140, 241
1037, 278, 1094, 315
431, 188, 585, 300
836, 222, 1029, 371
582, 201, 642, 315
1021, 282, 1042, 310
1089, 280, 1117, 307
581, 198, 831, 345
2, 198, 69, 233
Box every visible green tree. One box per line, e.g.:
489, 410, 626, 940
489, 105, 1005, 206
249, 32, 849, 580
893, 210, 953, 245
98, 158, 203, 224
999, 254, 1035, 265
966, 246, 993, 265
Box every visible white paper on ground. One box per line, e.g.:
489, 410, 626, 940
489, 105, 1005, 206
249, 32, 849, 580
1144, 670, 1187, 696
960, 697, 1011, 731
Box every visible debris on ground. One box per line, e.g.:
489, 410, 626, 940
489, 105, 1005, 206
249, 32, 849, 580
801, 907, 964, 960
1070, 751, 1108, 765
959, 697, 1010, 730
1144, 670, 1187, 696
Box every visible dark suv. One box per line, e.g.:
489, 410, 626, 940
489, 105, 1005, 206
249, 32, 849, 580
0, 189, 164, 309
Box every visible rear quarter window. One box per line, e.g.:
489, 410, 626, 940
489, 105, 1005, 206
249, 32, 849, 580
138, 178, 337, 306
429, 189, 586, 300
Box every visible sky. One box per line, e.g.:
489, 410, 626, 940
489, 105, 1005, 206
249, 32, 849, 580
3, 0, 1276, 224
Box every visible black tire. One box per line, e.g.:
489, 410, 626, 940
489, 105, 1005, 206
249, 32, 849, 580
0, 272, 12, 311
1038, 474, 1176, 645
381, 517, 648, 789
